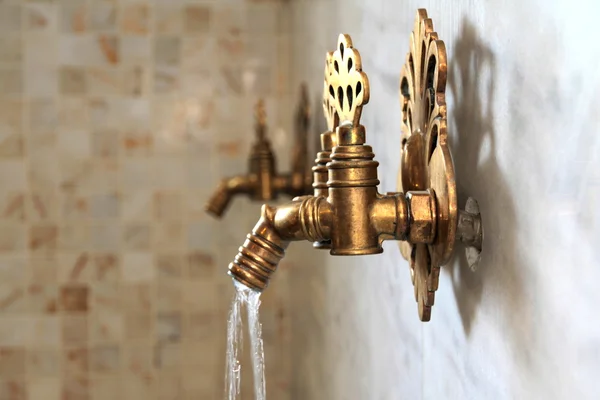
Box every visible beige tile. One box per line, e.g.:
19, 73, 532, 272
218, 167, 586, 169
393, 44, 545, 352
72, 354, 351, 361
28, 256, 58, 284
154, 36, 180, 66
92, 254, 119, 282
122, 128, 153, 156
91, 128, 119, 159
120, 284, 151, 313
24, 33, 58, 66
0, 347, 26, 377
61, 315, 88, 346
0, 286, 26, 314
27, 284, 58, 314
153, 191, 182, 220
0, 68, 23, 95
121, 190, 153, 221
28, 223, 58, 256
122, 253, 154, 283
90, 377, 120, 400
90, 282, 119, 313
90, 2, 116, 32
154, 5, 182, 35
28, 99, 58, 134
0, 256, 27, 283
31, 316, 60, 347
60, 284, 89, 313
59, 1, 87, 33
27, 349, 61, 377
90, 345, 120, 374
124, 312, 152, 341
156, 283, 182, 314
62, 374, 90, 400
122, 372, 155, 400
0, 378, 27, 400
0, 193, 26, 222
59, 225, 90, 251
0, 222, 26, 253
187, 251, 216, 279
184, 5, 210, 34
154, 65, 180, 95
63, 347, 88, 374
89, 224, 120, 252
27, 192, 59, 222
29, 378, 61, 400
0, 5, 22, 33
154, 342, 180, 370
60, 66, 87, 95
57, 253, 92, 284
59, 99, 89, 130
122, 223, 151, 251
156, 313, 181, 343
121, 4, 149, 35
89, 310, 123, 343
153, 223, 184, 252
120, 36, 151, 65
25, 2, 58, 32
0, 36, 23, 64
122, 66, 150, 97
157, 372, 182, 400
155, 255, 182, 280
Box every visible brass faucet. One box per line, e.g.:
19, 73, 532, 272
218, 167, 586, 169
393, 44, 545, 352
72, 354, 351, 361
228, 11, 484, 321
205, 86, 313, 218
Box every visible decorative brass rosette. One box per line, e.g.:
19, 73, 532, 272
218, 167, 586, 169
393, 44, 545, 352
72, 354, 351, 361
398, 9, 457, 321
326, 34, 370, 127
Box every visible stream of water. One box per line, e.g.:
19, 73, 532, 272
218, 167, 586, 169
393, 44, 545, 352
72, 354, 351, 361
225, 281, 267, 400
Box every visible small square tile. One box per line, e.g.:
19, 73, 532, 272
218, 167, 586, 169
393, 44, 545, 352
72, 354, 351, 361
25, 33, 58, 66
59, 284, 89, 312
156, 313, 181, 343
90, 2, 116, 31
122, 128, 153, 156
120, 284, 151, 312
122, 373, 155, 399
91, 128, 119, 159
0, 256, 27, 283
62, 374, 90, 400
154, 5, 182, 35
87, 67, 121, 95
60, 1, 87, 33
0, 193, 25, 222
0, 68, 23, 95
59, 225, 90, 251
25, 64, 59, 98
90, 345, 119, 373
90, 282, 119, 313
29, 378, 61, 400
156, 283, 182, 313
0, 347, 26, 377
0, 5, 22, 33
184, 5, 210, 34
27, 349, 60, 377
0, 378, 26, 400
29, 99, 58, 133
31, 316, 60, 347
187, 251, 215, 279
154, 65, 179, 94
0, 223, 26, 253
155, 255, 182, 279
124, 312, 151, 341
59, 98, 89, 130
0, 36, 22, 64
0, 286, 26, 314
153, 191, 182, 220
157, 372, 182, 399
121, 190, 152, 221
63, 347, 88, 374
57, 253, 92, 284
90, 224, 120, 252
60, 66, 87, 95
153, 342, 180, 370
121, 4, 149, 35
29, 224, 58, 255
123, 224, 151, 250
28, 256, 58, 284
120, 36, 150, 64
89, 193, 119, 219
62, 315, 88, 345
92, 254, 119, 282
27, 284, 58, 314
27, 192, 59, 221
59, 194, 89, 220
154, 36, 180, 66
122, 66, 149, 97
89, 310, 123, 343
153, 223, 184, 252
91, 377, 120, 400
25, 2, 58, 32
122, 253, 154, 283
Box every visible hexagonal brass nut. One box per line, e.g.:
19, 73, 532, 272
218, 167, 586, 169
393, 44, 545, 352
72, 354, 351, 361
406, 190, 437, 244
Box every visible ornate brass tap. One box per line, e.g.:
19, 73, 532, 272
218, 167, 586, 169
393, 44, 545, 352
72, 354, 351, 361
228, 10, 483, 321
205, 86, 313, 218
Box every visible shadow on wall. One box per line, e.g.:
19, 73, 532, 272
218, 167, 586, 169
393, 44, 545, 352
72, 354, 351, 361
447, 18, 532, 365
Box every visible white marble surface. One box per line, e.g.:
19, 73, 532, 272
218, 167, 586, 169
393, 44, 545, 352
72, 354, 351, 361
286, 0, 600, 398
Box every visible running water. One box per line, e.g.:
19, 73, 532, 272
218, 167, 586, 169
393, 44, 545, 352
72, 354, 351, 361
246, 290, 266, 400
225, 281, 267, 400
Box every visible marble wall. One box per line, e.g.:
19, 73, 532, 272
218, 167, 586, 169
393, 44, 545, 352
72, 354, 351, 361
0, 0, 294, 399
287, 0, 600, 399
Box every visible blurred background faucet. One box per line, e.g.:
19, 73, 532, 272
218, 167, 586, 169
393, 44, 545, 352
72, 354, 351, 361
205, 85, 313, 218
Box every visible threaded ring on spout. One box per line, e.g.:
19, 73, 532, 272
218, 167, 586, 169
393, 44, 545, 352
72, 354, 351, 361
228, 233, 284, 292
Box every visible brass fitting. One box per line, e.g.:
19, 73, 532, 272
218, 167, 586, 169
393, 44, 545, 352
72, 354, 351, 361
229, 28, 484, 322
205, 87, 313, 218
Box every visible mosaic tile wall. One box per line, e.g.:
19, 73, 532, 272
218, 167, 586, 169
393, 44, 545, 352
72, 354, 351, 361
0, 0, 295, 399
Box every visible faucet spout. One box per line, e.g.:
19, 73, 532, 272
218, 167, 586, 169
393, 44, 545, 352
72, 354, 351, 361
228, 196, 331, 291
205, 176, 253, 218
